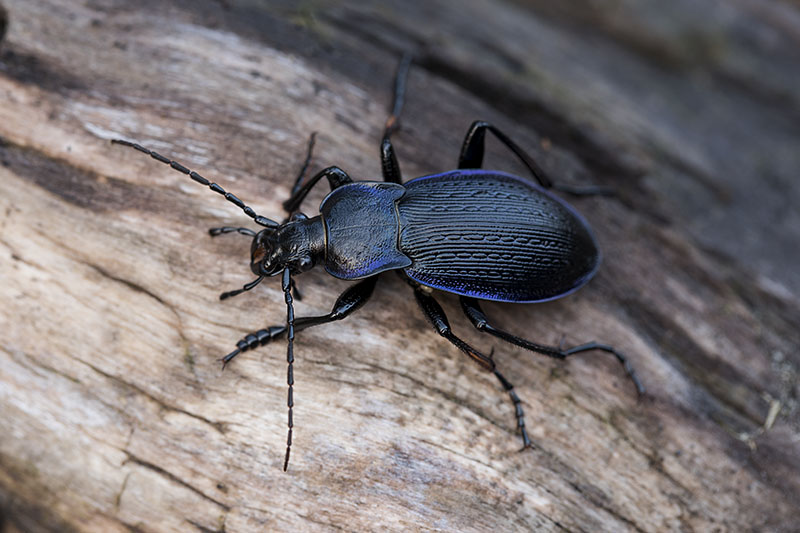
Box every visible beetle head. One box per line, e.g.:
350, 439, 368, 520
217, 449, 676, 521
250, 213, 325, 277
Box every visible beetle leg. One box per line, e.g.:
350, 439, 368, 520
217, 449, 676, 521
219, 276, 378, 367
380, 53, 412, 184
380, 138, 403, 184
457, 121, 615, 196
290, 275, 378, 329
460, 296, 645, 395
458, 121, 552, 188
412, 287, 532, 449
287, 132, 318, 203
414, 290, 494, 370
282, 166, 353, 214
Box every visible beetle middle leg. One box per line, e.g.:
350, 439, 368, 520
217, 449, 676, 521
457, 121, 613, 196
410, 283, 532, 449
460, 296, 645, 395
282, 166, 353, 214
380, 53, 412, 185
280, 132, 356, 216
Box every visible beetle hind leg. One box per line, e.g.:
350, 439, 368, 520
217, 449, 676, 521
411, 284, 533, 449
460, 297, 645, 395
457, 121, 614, 196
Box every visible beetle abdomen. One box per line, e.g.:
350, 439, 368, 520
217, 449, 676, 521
398, 170, 599, 302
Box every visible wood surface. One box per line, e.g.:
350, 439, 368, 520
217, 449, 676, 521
1, 1, 799, 531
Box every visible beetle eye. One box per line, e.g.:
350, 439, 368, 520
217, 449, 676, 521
291, 212, 308, 222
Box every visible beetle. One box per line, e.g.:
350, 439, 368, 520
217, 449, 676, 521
113, 54, 643, 471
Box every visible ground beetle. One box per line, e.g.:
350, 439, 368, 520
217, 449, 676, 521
113, 54, 643, 471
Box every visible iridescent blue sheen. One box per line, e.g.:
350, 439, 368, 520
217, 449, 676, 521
316, 169, 599, 304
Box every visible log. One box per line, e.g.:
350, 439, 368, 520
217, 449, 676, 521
1, 0, 798, 531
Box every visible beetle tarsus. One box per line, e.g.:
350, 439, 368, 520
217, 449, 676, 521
220, 348, 240, 370
494, 369, 534, 449
563, 342, 645, 395
288, 132, 318, 202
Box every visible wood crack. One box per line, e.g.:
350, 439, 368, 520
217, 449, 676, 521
124, 453, 231, 512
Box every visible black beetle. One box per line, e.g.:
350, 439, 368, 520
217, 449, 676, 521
113, 54, 643, 471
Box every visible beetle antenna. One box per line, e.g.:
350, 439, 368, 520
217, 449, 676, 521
209, 226, 257, 237
219, 275, 264, 300
281, 267, 295, 471
111, 139, 279, 228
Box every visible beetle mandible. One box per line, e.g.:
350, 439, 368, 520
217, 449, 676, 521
113, 54, 643, 471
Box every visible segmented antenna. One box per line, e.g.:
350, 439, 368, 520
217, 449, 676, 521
281, 267, 295, 471
209, 226, 257, 237
111, 139, 279, 228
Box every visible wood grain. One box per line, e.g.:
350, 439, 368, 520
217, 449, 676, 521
1, 1, 798, 531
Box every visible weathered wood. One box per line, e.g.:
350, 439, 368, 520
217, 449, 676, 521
1, 0, 798, 531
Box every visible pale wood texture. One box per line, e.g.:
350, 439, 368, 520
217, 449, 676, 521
1, 1, 799, 532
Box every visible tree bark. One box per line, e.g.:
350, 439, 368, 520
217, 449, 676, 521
1, 1, 798, 531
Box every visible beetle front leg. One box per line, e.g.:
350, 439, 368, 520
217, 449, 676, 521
220, 276, 378, 367
460, 296, 645, 395
411, 286, 532, 449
